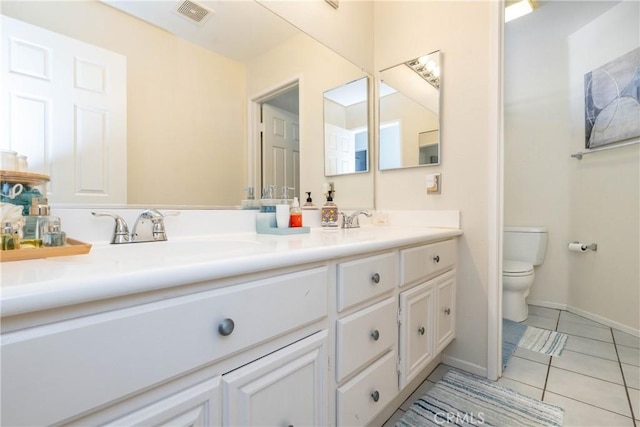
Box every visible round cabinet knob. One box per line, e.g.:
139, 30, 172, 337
370, 330, 380, 341
418, 326, 425, 335
433, 255, 440, 263
371, 390, 380, 402
444, 308, 451, 315
218, 318, 235, 336
371, 273, 381, 284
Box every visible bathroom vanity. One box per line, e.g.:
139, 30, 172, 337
0, 222, 461, 426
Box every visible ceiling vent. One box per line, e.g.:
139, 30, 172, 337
174, 0, 214, 26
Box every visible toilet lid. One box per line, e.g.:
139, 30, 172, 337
503, 260, 534, 275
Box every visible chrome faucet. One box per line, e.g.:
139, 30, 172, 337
131, 209, 180, 243
341, 210, 373, 229
92, 209, 180, 244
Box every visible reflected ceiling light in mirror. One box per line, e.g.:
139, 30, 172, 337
405, 54, 440, 90
505, 0, 537, 23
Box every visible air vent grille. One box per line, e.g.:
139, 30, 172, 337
176, 0, 213, 24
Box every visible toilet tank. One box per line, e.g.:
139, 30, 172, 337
504, 227, 548, 266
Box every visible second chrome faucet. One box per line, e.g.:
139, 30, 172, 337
92, 209, 180, 244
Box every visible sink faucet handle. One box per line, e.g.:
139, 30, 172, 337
92, 211, 131, 244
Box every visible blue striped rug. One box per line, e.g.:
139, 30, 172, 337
395, 370, 564, 427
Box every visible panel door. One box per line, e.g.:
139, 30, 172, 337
103, 377, 221, 427
1, 15, 127, 204
399, 280, 434, 389
435, 270, 456, 353
222, 330, 327, 427
262, 103, 299, 199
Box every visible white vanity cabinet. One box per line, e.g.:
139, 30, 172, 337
398, 240, 457, 389
334, 251, 399, 426
0, 267, 329, 427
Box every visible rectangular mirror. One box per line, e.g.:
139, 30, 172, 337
1, 0, 374, 209
323, 77, 370, 176
378, 50, 441, 170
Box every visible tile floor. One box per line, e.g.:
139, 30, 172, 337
383, 305, 640, 427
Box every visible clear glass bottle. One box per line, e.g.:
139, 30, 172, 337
22, 197, 59, 248
1, 222, 16, 250
321, 190, 338, 229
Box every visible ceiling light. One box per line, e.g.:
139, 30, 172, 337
505, 0, 537, 23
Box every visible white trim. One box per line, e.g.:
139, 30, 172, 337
530, 301, 640, 338
441, 354, 487, 378
487, 0, 505, 382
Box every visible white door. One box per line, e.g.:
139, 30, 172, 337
324, 123, 355, 175
1, 16, 127, 204
222, 330, 328, 427
436, 270, 456, 353
262, 103, 299, 199
399, 280, 435, 389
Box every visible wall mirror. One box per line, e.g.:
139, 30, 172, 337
323, 77, 370, 176
1, 0, 374, 209
378, 50, 441, 170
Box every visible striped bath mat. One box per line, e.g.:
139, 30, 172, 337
396, 370, 564, 427
519, 326, 568, 357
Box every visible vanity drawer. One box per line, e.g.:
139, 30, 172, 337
336, 297, 396, 382
400, 239, 456, 286
336, 350, 397, 427
337, 252, 398, 312
0, 267, 328, 427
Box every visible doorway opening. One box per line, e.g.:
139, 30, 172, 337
252, 82, 300, 201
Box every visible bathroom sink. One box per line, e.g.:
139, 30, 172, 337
46, 237, 263, 265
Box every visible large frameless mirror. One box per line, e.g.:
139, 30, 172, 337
378, 50, 441, 170
323, 77, 370, 176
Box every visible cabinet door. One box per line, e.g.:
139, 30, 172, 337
435, 271, 456, 353
399, 280, 434, 389
103, 377, 221, 427
223, 331, 328, 427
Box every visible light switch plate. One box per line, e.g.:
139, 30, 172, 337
426, 173, 441, 195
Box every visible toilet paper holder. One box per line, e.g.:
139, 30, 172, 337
570, 241, 598, 252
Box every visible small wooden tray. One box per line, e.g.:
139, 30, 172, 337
0, 170, 50, 185
0, 238, 92, 262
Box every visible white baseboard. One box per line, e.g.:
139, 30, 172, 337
567, 305, 640, 338
528, 300, 639, 338
527, 299, 567, 311
441, 354, 487, 378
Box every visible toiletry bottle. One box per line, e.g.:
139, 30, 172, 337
22, 197, 59, 248
43, 220, 67, 247
321, 191, 339, 229
1, 222, 15, 250
289, 197, 303, 227
302, 192, 317, 209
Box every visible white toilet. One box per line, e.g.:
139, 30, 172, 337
503, 227, 548, 322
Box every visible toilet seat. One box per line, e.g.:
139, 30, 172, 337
503, 260, 534, 277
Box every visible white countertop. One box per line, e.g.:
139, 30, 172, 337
0, 226, 461, 317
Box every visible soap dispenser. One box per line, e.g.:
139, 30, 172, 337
321, 190, 339, 229
302, 192, 318, 210
22, 197, 59, 248
289, 197, 302, 227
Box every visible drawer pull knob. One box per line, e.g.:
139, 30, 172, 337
433, 255, 440, 263
218, 318, 235, 336
371, 390, 380, 402
371, 273, 381, 284
444, 308, 451, 315
418, 326, 425, 335
370, 330, 380, 341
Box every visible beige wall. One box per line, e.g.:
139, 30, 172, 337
2, 0, 247, 206
246, 33, 374, 209
375, 1, 496, 372
567, 2, 639, 331
505, 1, 639, 331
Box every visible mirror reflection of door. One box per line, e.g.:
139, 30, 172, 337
261, 86, 300, 200
323, 77, 369, 176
